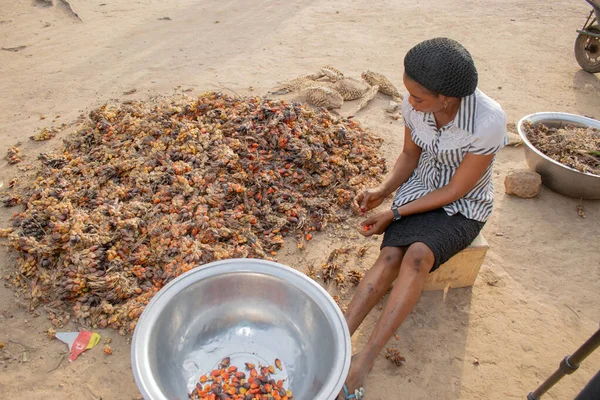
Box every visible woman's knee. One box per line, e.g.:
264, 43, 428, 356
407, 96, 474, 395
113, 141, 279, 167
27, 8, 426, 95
377, 246, 405, 270
403, 242, 435, 274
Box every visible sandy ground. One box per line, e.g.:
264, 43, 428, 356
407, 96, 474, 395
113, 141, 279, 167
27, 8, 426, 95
1, 0, 600, 399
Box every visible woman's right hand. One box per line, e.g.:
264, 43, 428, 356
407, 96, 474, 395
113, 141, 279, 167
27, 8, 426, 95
352, 187, 386, 214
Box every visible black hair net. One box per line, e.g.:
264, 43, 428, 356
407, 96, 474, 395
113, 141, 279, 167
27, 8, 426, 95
404, 37, 478, 98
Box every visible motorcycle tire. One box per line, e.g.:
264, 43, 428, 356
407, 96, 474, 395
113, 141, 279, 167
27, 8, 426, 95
575, 25, 600, 73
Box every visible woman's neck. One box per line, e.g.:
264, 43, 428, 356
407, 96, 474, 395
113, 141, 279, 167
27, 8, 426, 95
433, 99, 461, 130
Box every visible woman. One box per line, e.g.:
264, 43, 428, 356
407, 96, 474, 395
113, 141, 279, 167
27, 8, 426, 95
338, 37, 507, 400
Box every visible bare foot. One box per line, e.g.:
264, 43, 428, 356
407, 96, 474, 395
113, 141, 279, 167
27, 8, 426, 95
336, 355, 370, 400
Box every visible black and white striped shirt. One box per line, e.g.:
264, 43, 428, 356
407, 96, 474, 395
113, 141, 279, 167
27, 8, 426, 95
393, 89, 508, 222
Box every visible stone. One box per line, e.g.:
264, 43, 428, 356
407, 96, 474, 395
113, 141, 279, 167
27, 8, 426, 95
504, 169, 542, 198
385, 100, 400, 114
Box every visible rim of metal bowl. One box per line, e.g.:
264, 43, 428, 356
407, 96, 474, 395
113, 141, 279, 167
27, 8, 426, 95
517, 112, 600, 179
131, 258, 352, 400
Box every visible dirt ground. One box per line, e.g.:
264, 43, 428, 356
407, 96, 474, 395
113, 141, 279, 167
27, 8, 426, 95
1, 0, 599, 399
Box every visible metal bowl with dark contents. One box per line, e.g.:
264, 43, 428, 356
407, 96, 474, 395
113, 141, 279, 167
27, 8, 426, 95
517, 112, 600, 199
131, 259, 351, 400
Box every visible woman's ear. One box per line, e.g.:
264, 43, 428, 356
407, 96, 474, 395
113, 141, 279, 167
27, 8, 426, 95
441, 96, 449, 109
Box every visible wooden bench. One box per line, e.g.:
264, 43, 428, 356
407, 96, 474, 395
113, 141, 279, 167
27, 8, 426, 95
423, 233, 489, 291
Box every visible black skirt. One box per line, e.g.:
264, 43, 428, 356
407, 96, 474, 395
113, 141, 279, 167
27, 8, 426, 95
380, 208, 485, 272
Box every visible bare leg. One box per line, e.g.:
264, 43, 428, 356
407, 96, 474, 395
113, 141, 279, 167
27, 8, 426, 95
344, 246, 406, 335
337, 242, 434, 399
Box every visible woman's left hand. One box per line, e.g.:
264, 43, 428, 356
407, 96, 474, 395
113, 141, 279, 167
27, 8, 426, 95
358, 210, 394, 237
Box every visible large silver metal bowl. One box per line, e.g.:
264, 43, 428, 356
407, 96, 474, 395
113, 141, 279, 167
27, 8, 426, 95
131, 259, 351, 400
517, 112, 600, 199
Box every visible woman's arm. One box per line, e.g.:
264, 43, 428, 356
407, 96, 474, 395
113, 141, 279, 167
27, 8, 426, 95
352, 126, 422, 212
379, 126, 423, 197
396, 152, 494, 216
358, 152, 494, 235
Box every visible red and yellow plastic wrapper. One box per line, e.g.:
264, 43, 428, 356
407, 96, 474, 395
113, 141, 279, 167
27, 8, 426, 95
55, 331, 101, 362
